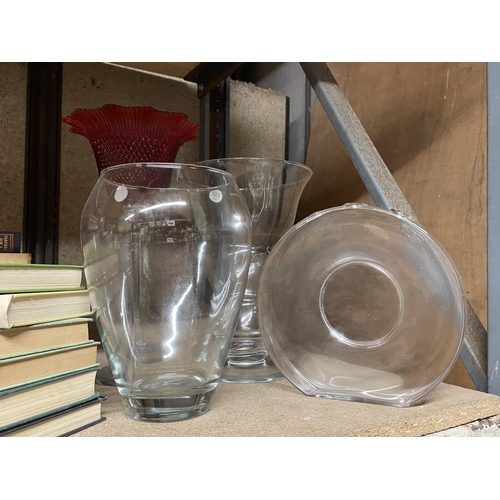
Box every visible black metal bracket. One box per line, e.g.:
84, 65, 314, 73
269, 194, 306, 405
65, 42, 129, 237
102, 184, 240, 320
184, 62, 242, 98
198, 77, 231, 160
185, 63, 243, 160
23, 62, 63, 264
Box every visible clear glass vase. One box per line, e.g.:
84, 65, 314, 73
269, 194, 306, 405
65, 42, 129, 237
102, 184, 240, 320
197, 158, 313, 382
81, 163, 252, 421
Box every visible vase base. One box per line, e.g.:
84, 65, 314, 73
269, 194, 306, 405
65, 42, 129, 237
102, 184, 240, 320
222, 356, 284, 383
121, 389, 215, 422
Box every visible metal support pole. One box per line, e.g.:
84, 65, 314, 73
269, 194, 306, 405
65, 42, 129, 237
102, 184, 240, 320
301, 62, 488, 392
487, 62, 500, 395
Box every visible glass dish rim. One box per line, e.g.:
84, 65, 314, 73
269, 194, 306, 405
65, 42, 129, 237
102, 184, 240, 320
258, 203, 467, 406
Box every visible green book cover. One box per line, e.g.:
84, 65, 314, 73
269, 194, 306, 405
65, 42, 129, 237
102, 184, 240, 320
0, 263, 84, 293
0, 393, 103, 434
0, 263, 83, 269
0, 341, 100, 391
0, 340, 99, 366
0, 287, 85, 293
0, 316, 93, 332
0, 317, 95, 360
0, 365, 101, 432
0, 364, 100, 397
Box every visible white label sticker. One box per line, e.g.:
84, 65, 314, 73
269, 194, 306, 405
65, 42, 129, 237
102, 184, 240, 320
114, 185, 128, 202
209, 189, 223, 203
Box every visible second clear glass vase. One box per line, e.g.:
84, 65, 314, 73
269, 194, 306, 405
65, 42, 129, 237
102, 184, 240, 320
197, 158, 312, 382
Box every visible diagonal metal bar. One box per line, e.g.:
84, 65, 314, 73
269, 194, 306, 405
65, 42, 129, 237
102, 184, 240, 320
300, 62, 487, 392
487, 62, 500, 395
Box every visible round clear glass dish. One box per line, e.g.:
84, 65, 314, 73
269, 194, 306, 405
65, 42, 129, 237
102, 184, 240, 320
258, 204, 466, 407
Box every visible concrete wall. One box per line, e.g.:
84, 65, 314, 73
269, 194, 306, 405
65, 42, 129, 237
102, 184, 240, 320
0, 63, 27, 235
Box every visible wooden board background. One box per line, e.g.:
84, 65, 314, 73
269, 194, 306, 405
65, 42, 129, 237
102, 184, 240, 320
298, 62, 487, 389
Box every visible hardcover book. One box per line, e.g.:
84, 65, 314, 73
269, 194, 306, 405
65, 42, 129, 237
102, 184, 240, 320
0, 289, 92, 329
0, 317, 92, 359
0, 365, 100, 429
0, 232, 21, 253
0, 341, 99, 390
0, 395, 105, 437
0, 253, 31, 265
0, 263, 83, 293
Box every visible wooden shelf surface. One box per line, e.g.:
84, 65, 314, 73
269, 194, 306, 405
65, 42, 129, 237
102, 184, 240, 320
75, 352, 500, 437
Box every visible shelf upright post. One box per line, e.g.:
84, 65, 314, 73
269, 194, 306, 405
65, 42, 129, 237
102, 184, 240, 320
184, 63, 242, 160
488, 62, 500, 395
23, 62, 62, 264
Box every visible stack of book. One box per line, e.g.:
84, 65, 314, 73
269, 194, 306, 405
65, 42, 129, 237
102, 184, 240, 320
0, 247, 105, 437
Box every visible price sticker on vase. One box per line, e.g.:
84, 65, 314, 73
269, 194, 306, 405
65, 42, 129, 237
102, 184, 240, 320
209, 190, 223, 203
114, 185, 128, 202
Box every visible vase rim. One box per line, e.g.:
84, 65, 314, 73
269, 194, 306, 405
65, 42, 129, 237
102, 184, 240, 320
99, 162, 240, 190
197, 157, 313, 176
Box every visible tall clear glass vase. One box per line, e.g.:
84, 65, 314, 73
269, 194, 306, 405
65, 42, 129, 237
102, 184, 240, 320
81, 163, 252, 421
197, 158, 312, 382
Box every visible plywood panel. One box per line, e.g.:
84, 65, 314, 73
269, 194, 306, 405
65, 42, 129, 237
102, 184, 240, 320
300, 62, 486, 390
75, 349, 500, 436
80, 380, 499, 436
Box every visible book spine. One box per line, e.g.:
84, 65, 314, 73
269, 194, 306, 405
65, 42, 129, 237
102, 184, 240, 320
0, 232, 21, 253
